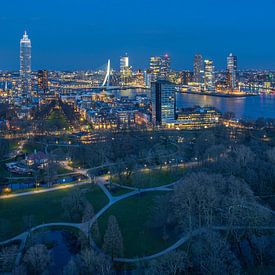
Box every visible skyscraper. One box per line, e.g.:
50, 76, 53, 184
150, 56, 162, 82
160, 54, 171, 80
226, 53, 237, 90
151, 80, 175, 125
20, 31, 32, 95
37, 70, 49, 93
193, 54, 203, 83
204, 59, 215, 91
120, 54, 132, 85
150, 54, 171, 83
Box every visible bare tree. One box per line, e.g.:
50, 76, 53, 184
232, 144, 255, 168
82, 202, 100, 243
190, 231, 241, 275
103, 215, 124, 260
62, 258, 79, 275
0, 245, 18, 272
147, 250, 189, 275
76, 248, 113, 275
62, 188, 86, 221
23, 244, 51, 275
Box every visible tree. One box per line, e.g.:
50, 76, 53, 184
194, 131, 216, 160
232, 144, 255, 168
0, 245, 18, 272
0, 138, 10, 159
12, 265, 27, 275
190, 231, 241, 274
147, 250, 189, 275
266, 147, 275, 164
148, 194, 172, 240
62, 258, 79, 275
62, 188, 86, 221
103, 215, 124, 260
172, 173, 218, 232
23, 244, 51, 275
75, 249, 113, 275
82, 202, 100, 243
44, 155, 58, 187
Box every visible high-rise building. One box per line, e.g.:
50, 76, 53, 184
150, 54, 171, 82
120, 54, 132, 85
37, 70, 49, 93
151, 80, 175, 125
20, 31, 32, 95
160, 54, 171, 79
204, 59, 215, 91
150, 56, 162, 82
193, 54, 203, 83
226, 53, 237, 90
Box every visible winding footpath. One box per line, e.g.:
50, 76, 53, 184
1, 175, 275, 265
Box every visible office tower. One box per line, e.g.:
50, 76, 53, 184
193, 54, 203, 83
150, 55, 171, 82
20, 31, 32, 95
120, 54, 132, 85
204, 59, 215, 91
150, 56, 162, 82
160, 54, 171, 79
226, 53, 237, 90
151, 80, 175, 125
37, 70, 49, 93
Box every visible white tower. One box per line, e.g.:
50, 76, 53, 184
20, 31, 32, 95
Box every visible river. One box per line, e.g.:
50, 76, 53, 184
111, 89, 275, 120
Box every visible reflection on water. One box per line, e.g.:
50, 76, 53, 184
109, 89, 275, 120
108, 88, 149, 99
33, 230, 80, 274
177, 94, 275, 120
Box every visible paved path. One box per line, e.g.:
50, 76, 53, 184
114, 225, 275, 263
0, 181, 91, 200
1, 175, 275, 265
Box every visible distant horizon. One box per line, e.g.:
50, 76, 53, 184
0, 0, 274, 71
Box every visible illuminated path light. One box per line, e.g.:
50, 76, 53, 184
1, 175, 274, 265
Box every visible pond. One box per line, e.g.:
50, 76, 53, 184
30, 229, 81, 274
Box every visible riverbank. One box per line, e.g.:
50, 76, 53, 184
179, 90, 258, 98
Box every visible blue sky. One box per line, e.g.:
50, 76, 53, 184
0, 0, 274, 70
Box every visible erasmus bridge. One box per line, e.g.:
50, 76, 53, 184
99, 59, 124, 90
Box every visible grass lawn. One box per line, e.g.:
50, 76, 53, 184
0, 184, 108, 241
113, 166, 185, 188
107, 185, 133, 197
96, 191, 173, 258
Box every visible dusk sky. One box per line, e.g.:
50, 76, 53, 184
0, 0, 274, 71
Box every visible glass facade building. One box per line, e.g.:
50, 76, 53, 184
204, 59, 215, 91
151, 80, 175, 125
193, 54, 203, 83
226, 53, 237, 90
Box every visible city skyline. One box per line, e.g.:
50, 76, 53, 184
0, 0, 274, 70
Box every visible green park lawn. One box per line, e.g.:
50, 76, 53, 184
0, 185, 108, 241
97, 192, 173, 258
46, 109, 69, 130
113, 166, 185, 188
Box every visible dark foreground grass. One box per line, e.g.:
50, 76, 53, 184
113, 166, 185, 188
97, 191, 173, 258
0, 184, 108, 241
